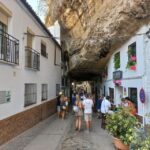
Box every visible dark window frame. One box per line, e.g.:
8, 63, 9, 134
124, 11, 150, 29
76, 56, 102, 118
0, 22, 19, 65
25, 47, 40, 70
41, 42, 48, 58
41, 84, 48, 101
128, 87, 138, 109
126, 42, 137, 69
24, 84, 37, 107
114, 52, 120, 70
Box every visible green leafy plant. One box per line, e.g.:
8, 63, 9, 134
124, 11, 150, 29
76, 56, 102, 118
130, 126, 150, 150
114, 52, 120, 70
106, 108, 139, 145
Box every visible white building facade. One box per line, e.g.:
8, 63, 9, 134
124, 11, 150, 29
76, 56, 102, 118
102, 25, 150, 121
0, 0, 62, 144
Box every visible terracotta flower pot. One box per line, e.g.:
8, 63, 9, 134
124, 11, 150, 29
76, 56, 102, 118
113, 137, 129, 150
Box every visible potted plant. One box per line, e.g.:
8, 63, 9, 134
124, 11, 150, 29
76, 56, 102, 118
106, 108, 139, 150
130, 124, 150, 150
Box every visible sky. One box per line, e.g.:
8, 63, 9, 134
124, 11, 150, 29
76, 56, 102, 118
26, 0, 44, 22
27, 0, 38, 12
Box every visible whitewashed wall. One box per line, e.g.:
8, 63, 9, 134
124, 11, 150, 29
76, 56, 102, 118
102, 25, 150, 117
0, 0, 61, 120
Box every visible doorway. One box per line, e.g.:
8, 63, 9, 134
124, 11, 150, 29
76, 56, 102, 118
128, 88, 138, 109
115, 86, 123, 106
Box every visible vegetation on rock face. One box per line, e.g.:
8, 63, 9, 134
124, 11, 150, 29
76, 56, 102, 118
106, 108, 139, 145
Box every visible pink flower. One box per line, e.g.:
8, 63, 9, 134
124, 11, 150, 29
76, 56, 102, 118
130, 56, 136, 61
113, 80, 121, 85
130, 65, 136, 70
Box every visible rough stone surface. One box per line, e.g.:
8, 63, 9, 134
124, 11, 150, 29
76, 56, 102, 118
61, 115, 115, 150
43, 0, 150, 76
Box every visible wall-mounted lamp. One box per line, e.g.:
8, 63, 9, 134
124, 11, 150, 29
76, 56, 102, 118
146, 29, 150, 39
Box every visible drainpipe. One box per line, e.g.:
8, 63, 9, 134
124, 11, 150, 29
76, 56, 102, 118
142, 27, 150, 126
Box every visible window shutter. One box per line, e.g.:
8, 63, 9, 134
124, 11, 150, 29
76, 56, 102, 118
27, 32, 33, 48
0, 11, 8, 25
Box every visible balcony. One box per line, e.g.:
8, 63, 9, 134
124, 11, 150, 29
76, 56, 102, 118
0, 30, 19, 64
25, 47, 40, 70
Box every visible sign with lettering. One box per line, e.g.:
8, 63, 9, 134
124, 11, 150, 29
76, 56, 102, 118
139, 88, 145, 103
113, 71, 123, 80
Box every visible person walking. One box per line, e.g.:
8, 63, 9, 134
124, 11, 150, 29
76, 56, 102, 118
96, 95, 103, 119
60, 95, 66, 120
83, 93, 94, 132
101, 96, 111, 129
57, 92, 62, 118
74, 95, 83, 132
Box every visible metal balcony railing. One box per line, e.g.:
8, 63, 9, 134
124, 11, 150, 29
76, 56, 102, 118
0, 29, 19, 64
25, 47, 40, 70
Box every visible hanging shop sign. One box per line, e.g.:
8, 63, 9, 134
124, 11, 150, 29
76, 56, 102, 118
139, 88, 145, 103
113, 71, 123, 80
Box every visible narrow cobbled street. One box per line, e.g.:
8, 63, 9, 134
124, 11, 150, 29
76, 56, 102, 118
0, 113, 115, 150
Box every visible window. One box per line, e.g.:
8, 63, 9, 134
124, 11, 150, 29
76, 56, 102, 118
24, 84, 37, 107
0, 21, 7, 31
0, 11, 8, 29
41, 84, 48, 101
0, 91, 10, 104
114, 52, 120, 70
126, 42, 136, 70
0, 21, 19, 64
41, 42, 47, 58
109, 88, 114, 101
128, 88, 137, 109
27, 30, 34, 48
61, 77, 65, 87
56, 84, 60, 96
25, 29, 40, 70
25, 47, 40, 70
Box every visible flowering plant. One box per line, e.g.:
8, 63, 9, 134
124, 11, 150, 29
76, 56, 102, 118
130, 125, 150, 150
106, 108, 139, 145
113, 80, 121, 86
126, 47, 136, 70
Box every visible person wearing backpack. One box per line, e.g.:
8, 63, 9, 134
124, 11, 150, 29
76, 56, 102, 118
75, 95, 83, 132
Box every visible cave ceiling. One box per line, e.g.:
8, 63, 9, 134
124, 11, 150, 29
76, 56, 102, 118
43, 0, 150, 79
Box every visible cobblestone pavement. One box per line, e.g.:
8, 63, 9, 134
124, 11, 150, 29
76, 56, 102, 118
0, 113, 115, 150
60, 114, 115, 150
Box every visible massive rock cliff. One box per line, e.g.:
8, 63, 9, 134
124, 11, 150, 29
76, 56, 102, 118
43, 0, 150, 78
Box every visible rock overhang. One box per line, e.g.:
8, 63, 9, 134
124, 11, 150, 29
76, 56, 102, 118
43, 0, 150, 79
